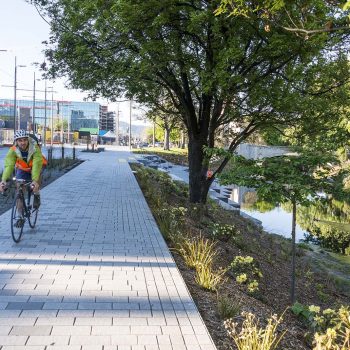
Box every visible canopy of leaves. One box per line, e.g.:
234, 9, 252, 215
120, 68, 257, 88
216, 1, 350, 33
30, 0, 350, 147
218, 152, 346, 205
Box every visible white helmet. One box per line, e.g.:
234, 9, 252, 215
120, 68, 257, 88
14, 129, 29, 141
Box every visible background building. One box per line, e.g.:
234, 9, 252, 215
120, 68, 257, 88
99, 105, 115, 132
0, 98, 102, 144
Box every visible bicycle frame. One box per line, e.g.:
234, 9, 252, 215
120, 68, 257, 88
16, 180, 33, 215
10, 179, 38, 243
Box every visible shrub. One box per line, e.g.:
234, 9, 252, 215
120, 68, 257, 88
155, 205, 188, 240
313, 306, 350, 350
292, 303, 350, 349
345, 246, 350, 256
230, 255, 263, 293
224, 311, 286, 350
209, 223, 239, 241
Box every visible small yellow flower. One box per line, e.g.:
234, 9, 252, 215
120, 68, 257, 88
326, 327, 337, 338
247, 280, 259, 293
236, 273, 247, 284
309, 305, 321, 314
322, 308, 334, 315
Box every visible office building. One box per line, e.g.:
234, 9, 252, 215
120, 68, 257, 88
0, 98, 101, 132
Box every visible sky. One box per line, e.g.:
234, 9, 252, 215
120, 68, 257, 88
0, 0, 148, 124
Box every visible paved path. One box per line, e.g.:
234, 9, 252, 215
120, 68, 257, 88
0, 147, 216, 350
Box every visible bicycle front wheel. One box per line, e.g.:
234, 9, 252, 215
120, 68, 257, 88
11, 194, 25, 243
28, 193, 38, 228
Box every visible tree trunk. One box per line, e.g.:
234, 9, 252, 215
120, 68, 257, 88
188, 136, 211, 203
163, 128, 170, 150
290, 199, 297, 304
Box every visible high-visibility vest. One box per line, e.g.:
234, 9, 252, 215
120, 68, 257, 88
11, 146, 47, 172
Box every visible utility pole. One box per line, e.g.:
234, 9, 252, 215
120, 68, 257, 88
32, 72, 36, 133
67, 104, 71, 143
43, 79, 47, 146
13, 57, 26, 132
0, 50, 7, 146
13, 56, 17, 132
116, 108, 120, 146
57, 101, 64, 143
50, 89, 54, 146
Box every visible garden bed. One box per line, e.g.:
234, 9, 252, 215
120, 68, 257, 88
131, 163, 350, 350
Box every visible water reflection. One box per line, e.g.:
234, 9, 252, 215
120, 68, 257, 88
229, 185, 350, 253
229, 185, 307, 242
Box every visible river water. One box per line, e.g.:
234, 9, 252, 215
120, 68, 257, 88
229, 185, 307, 242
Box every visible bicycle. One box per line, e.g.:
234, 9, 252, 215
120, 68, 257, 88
9, 179, 39, 243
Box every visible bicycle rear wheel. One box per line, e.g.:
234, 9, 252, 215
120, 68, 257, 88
28, 193, 39, 228
11, 194, 25, 243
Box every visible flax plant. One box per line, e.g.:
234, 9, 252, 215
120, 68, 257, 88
224, 311, 286, 350
195, 266, 227, 291
177, 236, 217, 269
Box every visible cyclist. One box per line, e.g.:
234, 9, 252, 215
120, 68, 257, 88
0, 130, 44, 224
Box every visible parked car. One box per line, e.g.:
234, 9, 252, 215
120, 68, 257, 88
137, 142, 149, 148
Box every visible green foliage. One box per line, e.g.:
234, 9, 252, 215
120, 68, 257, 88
135, 165, 187, 199
260, 127, 290, 146
30, 0, 350, 204
209, 223, 239, 241
291, 302, 317, 326
154, 205, 187, 241
217, 294, 241, 320
230, 255, 263, 293
219, 151, 344, 206
292, 302, 350, 349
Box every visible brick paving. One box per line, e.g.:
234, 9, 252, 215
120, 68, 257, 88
0, 147, 216, 350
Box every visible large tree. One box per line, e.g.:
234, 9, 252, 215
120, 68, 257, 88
30, 0, 350, 202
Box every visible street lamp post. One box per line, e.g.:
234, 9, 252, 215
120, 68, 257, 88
50, 88, 54, 146
129, 99, 132, 149
32, 72, 41, 134
116, 105, 120, 146
0, 50, 7, 145
32, 72, 37, 133
13, 56, 26, 132
13, 56, 17, 132
44, 79, 47, 146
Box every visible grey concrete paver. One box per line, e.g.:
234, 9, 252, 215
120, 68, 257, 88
0, 147, 217, 349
